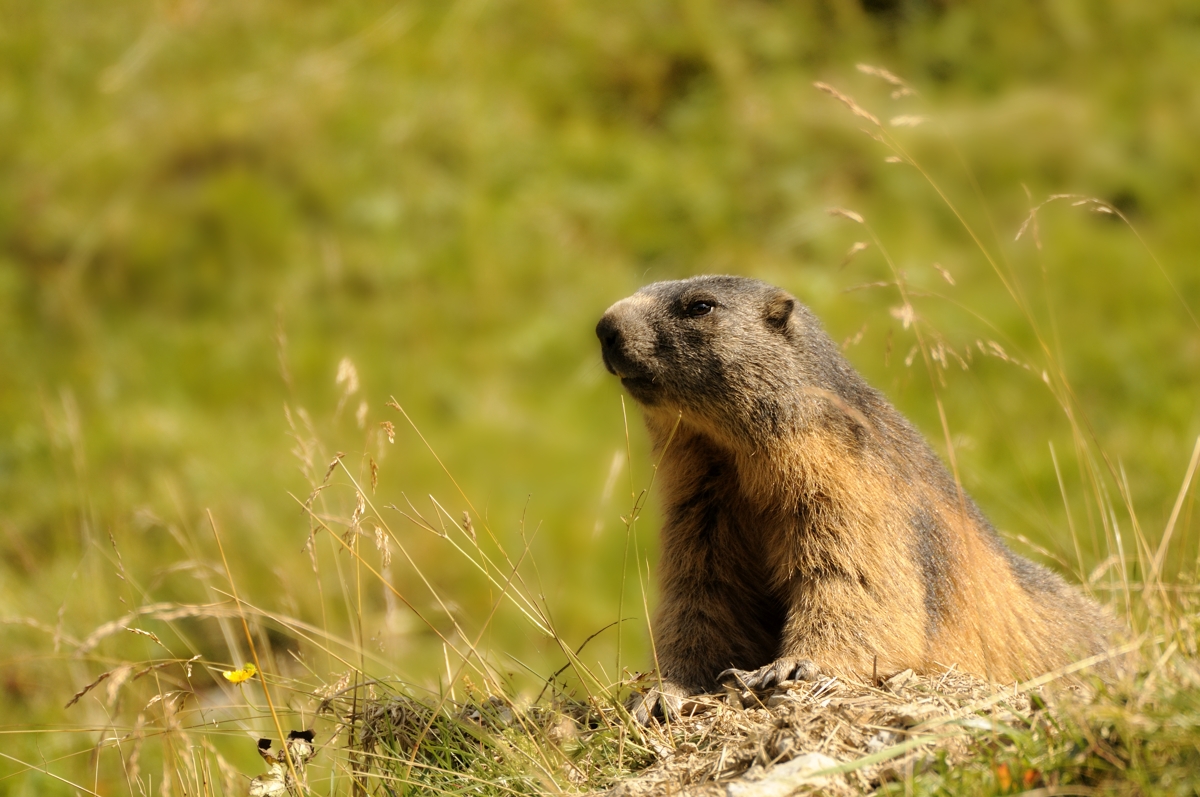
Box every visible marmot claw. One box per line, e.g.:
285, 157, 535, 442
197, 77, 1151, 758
628, 680, 691, 724
719, 658, 820, 691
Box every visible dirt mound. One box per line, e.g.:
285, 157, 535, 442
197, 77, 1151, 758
607, 670, 1038, 796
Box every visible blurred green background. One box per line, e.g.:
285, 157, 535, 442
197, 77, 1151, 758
2, 0, 1199, 791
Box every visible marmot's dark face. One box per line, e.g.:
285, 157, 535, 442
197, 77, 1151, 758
597, 276, 839, 442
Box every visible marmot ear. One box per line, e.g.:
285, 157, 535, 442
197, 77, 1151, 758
764, 292, 795, 334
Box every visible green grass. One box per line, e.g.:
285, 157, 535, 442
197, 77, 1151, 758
1, 0, 1199, 794
890, 639, 1200, 796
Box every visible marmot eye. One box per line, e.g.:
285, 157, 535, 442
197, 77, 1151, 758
686, 300, 715, 318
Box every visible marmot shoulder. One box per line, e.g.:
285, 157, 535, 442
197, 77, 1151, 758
596, 275, 1111, 720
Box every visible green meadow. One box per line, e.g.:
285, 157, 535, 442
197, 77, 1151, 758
1, 1, 1198, 793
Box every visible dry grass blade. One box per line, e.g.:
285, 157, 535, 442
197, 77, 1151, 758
1149, 435, 1200, 587
813, 82, 881, 126
207, 509, 301, 790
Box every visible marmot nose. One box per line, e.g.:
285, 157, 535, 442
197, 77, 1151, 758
596, 314, 622, 353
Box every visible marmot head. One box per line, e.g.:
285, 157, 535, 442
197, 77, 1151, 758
597, 276, 863, 446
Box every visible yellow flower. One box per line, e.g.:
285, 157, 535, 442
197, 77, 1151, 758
223, 663, 258, 684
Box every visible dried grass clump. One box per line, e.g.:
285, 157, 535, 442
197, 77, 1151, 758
603, 669, 1043, 797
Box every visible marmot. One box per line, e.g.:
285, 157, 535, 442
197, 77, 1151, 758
596, 275, 1111, 721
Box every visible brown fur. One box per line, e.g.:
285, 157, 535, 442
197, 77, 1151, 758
596, 276, 1111, 720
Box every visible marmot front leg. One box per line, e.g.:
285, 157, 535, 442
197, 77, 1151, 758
627, 680, 691, 724
727, 571, 923, 691
632, 573, 779, 722
716, 572, 839, 690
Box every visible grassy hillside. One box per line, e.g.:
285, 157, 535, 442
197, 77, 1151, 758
1, 1, 1198, 793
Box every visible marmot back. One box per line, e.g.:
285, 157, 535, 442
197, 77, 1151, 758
596, 275, 1111, 720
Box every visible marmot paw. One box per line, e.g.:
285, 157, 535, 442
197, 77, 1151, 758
718, 657, 820, 691
627, 679, 692, 725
